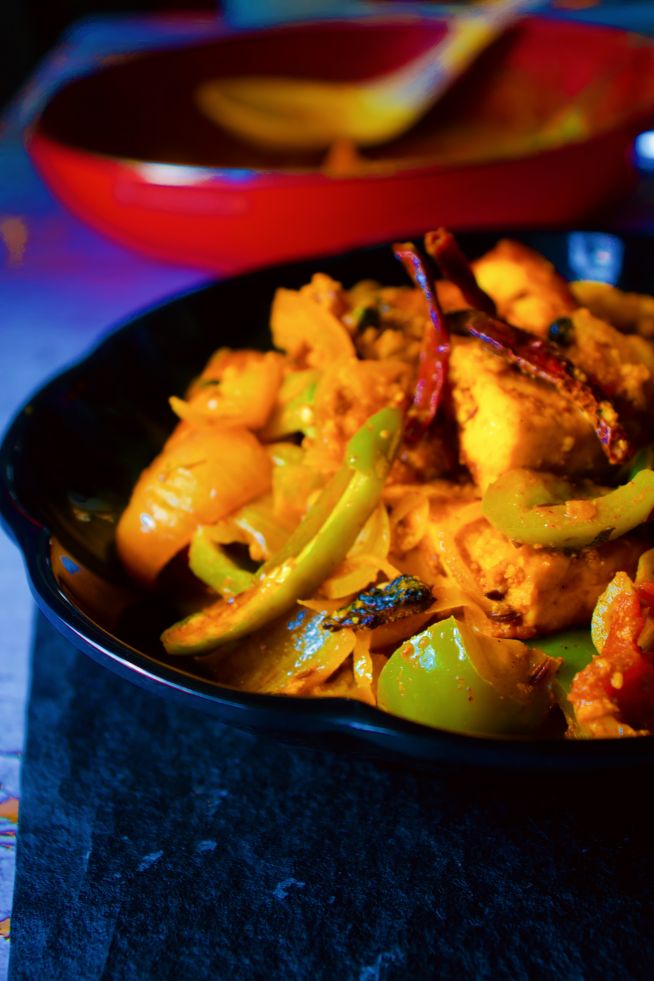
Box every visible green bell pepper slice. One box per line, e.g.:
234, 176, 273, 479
377, 616, 557, 736
259, 370, 318, 440
162, 406, 403, 655
533, 629, 596, 736
482, 467, 654, 550
189, 527, 255, 597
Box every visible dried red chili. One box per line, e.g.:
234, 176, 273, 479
393, 242, 450, 444
449, 308, 633, 465
424, 228, 496, 316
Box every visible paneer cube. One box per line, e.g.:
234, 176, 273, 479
429, 505, 645, 639
449, 338, 607, 490
472, 239, 576, 335
565, 308, 654, 414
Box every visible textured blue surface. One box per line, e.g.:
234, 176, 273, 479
10, 615, 654, 980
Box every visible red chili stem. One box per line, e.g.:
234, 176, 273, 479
424, 228, 496, 316
449, 309, 633, 465
393, 242, 450, 444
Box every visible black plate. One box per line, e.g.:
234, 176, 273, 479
3, 230, 654, 771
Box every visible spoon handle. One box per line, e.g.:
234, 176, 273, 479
376, 0, 543, 112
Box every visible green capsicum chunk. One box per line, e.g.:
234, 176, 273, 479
162, 406, 403, 655
189, 526, 255, 597
482, 467, 654, 550
260, 466, 352, 575
532, 629, 596, 736
377, 616, 558, 736
346, 409, 402, 476
259, 407, 401, 574
259, 370, 318, 440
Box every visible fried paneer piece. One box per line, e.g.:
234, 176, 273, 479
449, 338, 607, 490
564, 308, 654, 414
571, 281, 654, 340
431, 509, 646, 640
471, 239, 576, 335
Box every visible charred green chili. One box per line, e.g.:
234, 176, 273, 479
322, 575, 433, 631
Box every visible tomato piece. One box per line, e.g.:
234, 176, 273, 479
569, 572, 654, 736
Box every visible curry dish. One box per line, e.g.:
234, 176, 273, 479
116, 231, 654, 739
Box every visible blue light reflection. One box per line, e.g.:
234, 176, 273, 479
634, 131, 654, 174
567, 232, 624, 285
